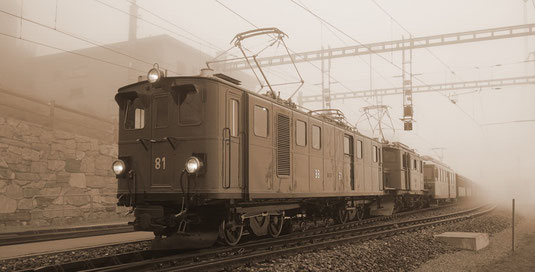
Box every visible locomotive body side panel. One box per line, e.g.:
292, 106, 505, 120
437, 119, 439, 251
323, 123, 336, 193
309, 118, 324, 194
247, 95, 274, 199
334, 127, 345, 192
354, 136, 365, 192
292, 112, 310, 193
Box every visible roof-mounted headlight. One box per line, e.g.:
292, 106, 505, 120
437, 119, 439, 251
112, 160, 126, 176
185, 156, 203, 174
147, 63, 163, 84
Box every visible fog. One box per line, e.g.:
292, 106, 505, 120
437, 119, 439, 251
1, 0, 534, 204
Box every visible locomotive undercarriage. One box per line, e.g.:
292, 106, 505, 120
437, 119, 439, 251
127, 195, 378, 249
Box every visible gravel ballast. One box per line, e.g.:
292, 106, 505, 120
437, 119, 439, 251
235, 206, 513, 272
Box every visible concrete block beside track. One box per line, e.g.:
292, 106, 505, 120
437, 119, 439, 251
435, 232, 489, 251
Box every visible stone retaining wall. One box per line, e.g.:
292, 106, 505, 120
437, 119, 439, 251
0, 116, 126, 227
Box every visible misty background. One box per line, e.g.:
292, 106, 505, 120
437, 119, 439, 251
1, 0, 534, 204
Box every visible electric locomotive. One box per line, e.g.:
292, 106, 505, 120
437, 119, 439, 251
112, 66, 386, 248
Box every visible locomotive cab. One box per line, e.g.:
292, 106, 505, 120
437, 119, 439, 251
113, 74, 240, 235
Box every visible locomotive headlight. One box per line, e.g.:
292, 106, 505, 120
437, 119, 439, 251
112, 160, 126, 175
185, 156, 203, 174
147, 68, 162, 83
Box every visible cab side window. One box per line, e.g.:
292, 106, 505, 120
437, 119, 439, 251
296, 120, 306, 146
254, 105, 268, 137
356, 140, 363, 159
312, 125, 321, 149
230, 99, 239, 137
125, 98, 145, 130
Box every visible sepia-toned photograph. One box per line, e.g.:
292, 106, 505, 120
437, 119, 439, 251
0, 0, 534, 271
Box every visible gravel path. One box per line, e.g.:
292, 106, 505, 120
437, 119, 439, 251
235, 206, 512, 272
417, 205, 535, 272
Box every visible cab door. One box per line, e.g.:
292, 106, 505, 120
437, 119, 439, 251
224, 89, 243, 189
343, 135, 355, 191
150, 93, 174, 189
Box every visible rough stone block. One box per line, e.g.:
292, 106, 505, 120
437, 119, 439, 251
0, 125, 15, 138
5, 183, 23, 199
15, 172, 40, 181
0, 195, 17, 213
69, 173, 86, 188
23, 188, 40, 198
31, 162, 48, 173
0, 158, 8, 168
48, 160, 66, 171
0, 168, 16, 179
86, 175, 106, 188
18, 198, 36, 209
21, 148, 40, 161
14, 179, 32, 186
435, 232, 489, 251
65, 159, 81, 172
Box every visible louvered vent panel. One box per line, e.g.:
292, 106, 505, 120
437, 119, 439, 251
277, 114, 291, 176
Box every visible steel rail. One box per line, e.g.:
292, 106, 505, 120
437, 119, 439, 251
0, 224, 133, 247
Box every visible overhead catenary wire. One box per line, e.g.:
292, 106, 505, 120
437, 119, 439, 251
0, 31, 146, 73
123, 0, 236, 57
214, 0, 379, 108
369, 0, 463, 82
0, 8, 179, 75
94, 0, 223, 56
290, 0, 482, 129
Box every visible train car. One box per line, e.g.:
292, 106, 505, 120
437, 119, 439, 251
423, 156, 457, 201
112, 67, 385, 248
456, 174, 473, 198
381, 142, 426, 211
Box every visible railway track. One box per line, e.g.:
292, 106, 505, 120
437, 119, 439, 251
0, 223, 133, 247
27, 202, 479, 272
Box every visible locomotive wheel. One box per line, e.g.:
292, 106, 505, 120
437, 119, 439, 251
268, 213, 285, 238
249, 215, 270, 237
355, 206, 365, 221
219, 219, 243, 246
335, 208, 353, 224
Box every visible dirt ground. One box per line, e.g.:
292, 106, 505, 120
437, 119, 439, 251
416, 204, 535, 272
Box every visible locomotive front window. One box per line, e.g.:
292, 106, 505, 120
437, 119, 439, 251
373, 146, 378, 162
174, 84, 202, 125
356, 140, 363, 159
254, 105, 268, 137
296, 120, 306, 146
155, 96, 169, 128
125, 98, 145, 130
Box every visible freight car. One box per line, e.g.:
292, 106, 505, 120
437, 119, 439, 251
423, 156, 457, 203
455, 174, 474, 198
112, 67, 387, 248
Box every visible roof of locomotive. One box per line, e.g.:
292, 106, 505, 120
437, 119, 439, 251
422, 155, 453, 171
382, 142, 421, 157
118, 74, 381, 143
